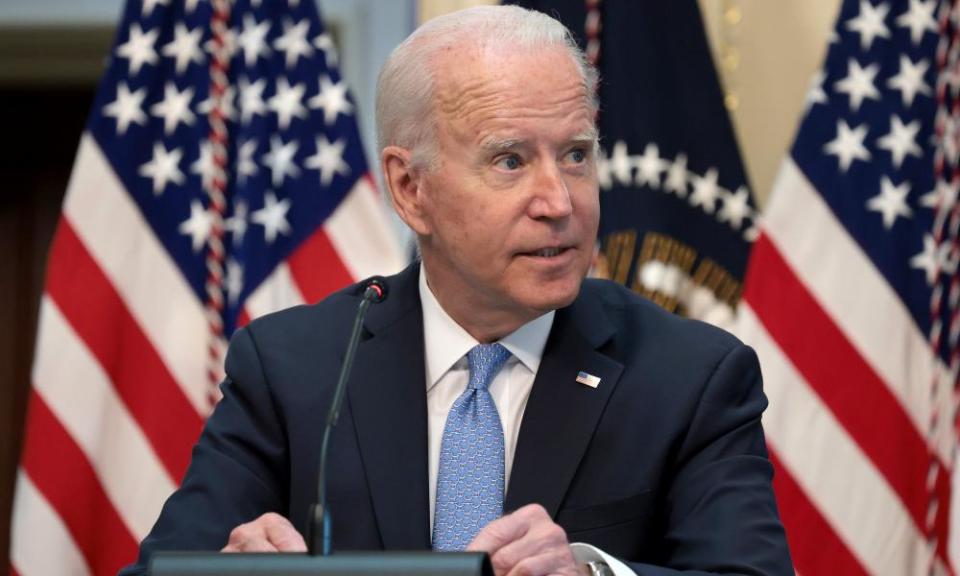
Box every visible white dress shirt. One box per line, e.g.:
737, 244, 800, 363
419, 266, 635, 575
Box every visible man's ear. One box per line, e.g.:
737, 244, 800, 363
381, 145, 431, 236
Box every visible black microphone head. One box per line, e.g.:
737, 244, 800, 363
360, 276, 388, 303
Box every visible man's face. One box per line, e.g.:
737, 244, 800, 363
415, 44, 600, 332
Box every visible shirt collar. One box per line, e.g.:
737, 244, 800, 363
419, 263, 555, 391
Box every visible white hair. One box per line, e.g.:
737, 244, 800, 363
375, 5, 599, 171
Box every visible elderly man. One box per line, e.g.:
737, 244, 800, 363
123, 6, 792, 576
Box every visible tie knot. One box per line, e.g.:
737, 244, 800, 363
466, 343, 511, 391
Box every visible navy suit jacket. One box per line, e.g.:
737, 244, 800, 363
123, 264, 792, 575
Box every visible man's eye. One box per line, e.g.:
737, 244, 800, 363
495, 155, 522, 170
567, 148, 587, 163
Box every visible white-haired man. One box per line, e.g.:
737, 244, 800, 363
124, 6, 792, 575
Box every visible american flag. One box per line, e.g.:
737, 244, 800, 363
736, 0, 960, 573
8, 0, 404, 574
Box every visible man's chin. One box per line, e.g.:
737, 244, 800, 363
516, 278, 583, 313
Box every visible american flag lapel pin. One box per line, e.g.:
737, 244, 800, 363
575, 371, 601, 388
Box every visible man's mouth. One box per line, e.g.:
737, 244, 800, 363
521, 246, 571, 258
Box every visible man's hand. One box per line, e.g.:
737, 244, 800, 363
468, 504, 585, 576
221, 512, 307, 553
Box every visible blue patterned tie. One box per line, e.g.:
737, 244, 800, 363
432, 343, 512, 551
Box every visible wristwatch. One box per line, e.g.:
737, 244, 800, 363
582, 560, 615, 576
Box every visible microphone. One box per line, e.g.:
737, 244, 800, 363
308, 276, 389, 556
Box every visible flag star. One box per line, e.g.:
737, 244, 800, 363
634, 143, 668, 188
665, 154, 689, 198
845, 0, 891, 51
877, 115, 922, 169
237, 139, 259, 184
896, 0, 937, 45
274, 18, 314, 69
205, 28, 238, 60
805, 70, 828, 111
239, 76, 268, 124
887, 55, 931, 107
150, 82, 196, 135
197, 85, 237, 122
116, 24, 159, 75
308, 75, 354, 125
252, 192, 292, 243
263, 135, 301, 186
824, 120, 871, 172
185, 0, 205, 13
102, 81, 147, 135
718, 186, 752, 229
191, 140, 216, 191
911, 234, 942, 285
142, 0, 170, 17
179, 199, 213, 252
920, 180, 959, 210
225, 258, 244, 305
305, 136, 350, 186
314, 33, 339, 67
162, 23, 205, 74
238, 14, 272, 67
227, 200, 249, 246
689, 168, 721, 213
834, 58, 881, 112
866, 177, 912, 229
608, 141, 633, 186
288, 0, 301, 6
268, 77, 308, 130
139, 142, 185, 195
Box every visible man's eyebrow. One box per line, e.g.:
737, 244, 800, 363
478, 128, 599, 152
569, 128, 599, 144
478, 136, 525, 152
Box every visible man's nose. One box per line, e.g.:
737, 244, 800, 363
528, 162, 574, 220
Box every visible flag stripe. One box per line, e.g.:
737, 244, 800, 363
324, 177, 405, 280
745, 232, 951, 553
62, 135, 212, 416
19, 391, 139, 576
764, 158, 954, 465
10, 471, 92, 576
33, 295, 176, 540
45, 218, 203, 481
741, 304, 924, 574
245, 262, 307, 320
286, 227, 354, 304
767, 447, 869, 576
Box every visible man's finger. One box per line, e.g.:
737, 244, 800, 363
467, 504, 552, 554
263, 515, 307, 552
504, 549, 578, 576
221, 513, 305, 553
489, 519, 567, 572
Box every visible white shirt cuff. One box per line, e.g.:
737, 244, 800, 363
570, 542, 637, 576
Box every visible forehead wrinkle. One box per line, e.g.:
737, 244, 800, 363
436, 66, 590, 119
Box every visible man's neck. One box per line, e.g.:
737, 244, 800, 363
419, 264, 538, 343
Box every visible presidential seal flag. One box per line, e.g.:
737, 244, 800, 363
737, 0, 960, 573
510, 0, 757, 329
9, 0, 403, 574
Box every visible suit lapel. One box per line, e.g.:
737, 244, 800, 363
505, 289, 624, 518
346, 266, 432, 550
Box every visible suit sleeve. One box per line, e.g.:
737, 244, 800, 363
626, 343, 794, 576
118, 327, 290, 576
